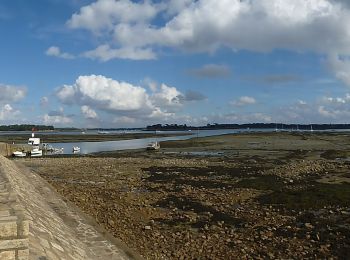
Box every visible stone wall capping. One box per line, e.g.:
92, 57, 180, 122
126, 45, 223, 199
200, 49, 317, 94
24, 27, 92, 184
0, 149, 137, 260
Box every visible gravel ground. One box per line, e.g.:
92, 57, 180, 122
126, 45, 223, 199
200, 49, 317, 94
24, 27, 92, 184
18, 132, 350, 259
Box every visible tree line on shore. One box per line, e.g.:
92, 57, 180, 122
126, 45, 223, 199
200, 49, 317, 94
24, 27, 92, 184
146, 123, 350, 131
0, 124, 54, 131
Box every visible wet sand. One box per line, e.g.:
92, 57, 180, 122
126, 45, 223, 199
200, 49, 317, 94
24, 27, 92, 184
18, 132, 350, 259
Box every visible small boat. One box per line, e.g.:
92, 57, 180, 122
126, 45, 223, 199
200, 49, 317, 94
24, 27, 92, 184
146, 141, 160, 150
52, 147, 64, 153
30, 148, 43, 157
13, 151, 26, 157
72, 146, 80, 152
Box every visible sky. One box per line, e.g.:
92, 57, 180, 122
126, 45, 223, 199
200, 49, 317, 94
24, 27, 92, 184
1, 0, 350, 128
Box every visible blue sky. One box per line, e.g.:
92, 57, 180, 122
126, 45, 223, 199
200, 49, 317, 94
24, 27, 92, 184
1, 0, 350, 127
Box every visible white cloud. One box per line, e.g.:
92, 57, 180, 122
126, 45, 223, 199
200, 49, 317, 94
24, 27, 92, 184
56, 75, 153, 113
327, 53, 350, 87
55, 75, 188, 121
64, 0, 350, 89
67, 0, 159, 32
83, 44, 156, 61
67, 0, 350, 55
0, 84, 27, 103
46, 46, 74, 59
151, 84, 183, 110
322, 93, 350, 104
0, 104, 20, 121
164, 0, 193, 16
231, 96, 256, 106
81, 105, 98, 119
40, 96, 49, 107
272, 94, 350, 123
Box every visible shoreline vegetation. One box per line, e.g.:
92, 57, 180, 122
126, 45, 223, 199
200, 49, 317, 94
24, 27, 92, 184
3, 123, 350, 133
17, 131, 350, 259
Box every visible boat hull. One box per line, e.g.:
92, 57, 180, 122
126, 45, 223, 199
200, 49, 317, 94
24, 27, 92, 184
30, 150, 43, 157
13, 151, 26, 157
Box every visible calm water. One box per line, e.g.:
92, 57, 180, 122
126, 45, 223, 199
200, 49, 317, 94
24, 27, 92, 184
6, 128, 350, 155
46, 129, 239, 155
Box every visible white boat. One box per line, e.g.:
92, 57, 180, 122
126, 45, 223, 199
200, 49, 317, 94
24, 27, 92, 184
30, 148, 43, 157
13, 151, 26, 157
28, 132, 42, 157
72, 146, 80, 152
146, 141, 160, 150
52, 147, 64, 153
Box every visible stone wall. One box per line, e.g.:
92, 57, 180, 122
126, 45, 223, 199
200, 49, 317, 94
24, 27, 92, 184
0, 164, 29, 260
0, 143, 11, 157
0, 155, 135, 260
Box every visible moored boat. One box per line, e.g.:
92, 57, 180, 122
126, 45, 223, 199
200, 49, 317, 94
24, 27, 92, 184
30, 148, 43, 157
146, 141, 160, 150
28, 132, 43, 157
72, 146, 81, 152
13, 151, 26, 157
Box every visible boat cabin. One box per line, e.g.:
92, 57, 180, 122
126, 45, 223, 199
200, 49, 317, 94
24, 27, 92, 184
28, 138, 40, 146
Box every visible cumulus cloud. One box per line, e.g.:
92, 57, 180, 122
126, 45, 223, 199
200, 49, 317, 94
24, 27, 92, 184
66, 0, 350, 58
81, 105, 98, 119
151, 84, 183, 110
46, 46, 74, 59
56, 75, 154, 114
231, 96, 256, 106
188, 64, 231, 78
0, 104, 19, 121
55, 74, 205, 123
62, 0, 350, 86
67, 0, 159, 32
0, 84, 27, 103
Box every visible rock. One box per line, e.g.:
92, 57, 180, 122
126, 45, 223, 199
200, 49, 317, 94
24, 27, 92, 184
304, 223, 314, 229
144, 225, 152, 230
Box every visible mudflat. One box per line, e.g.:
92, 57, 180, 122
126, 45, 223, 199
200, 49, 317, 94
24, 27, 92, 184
18, 132, 350, 259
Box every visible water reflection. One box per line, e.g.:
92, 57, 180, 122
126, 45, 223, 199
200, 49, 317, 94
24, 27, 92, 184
47, 129, 238, 155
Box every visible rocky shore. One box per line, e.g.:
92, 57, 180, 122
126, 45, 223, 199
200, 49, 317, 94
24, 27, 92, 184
18, 132, 350, 259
